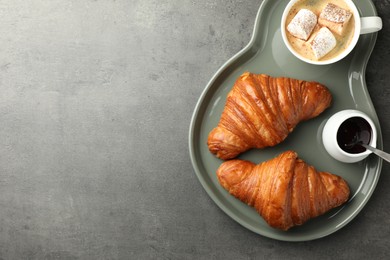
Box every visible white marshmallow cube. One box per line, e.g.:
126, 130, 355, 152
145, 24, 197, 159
287, 9, 317, 41
318, 3, 352, 36
310, 27, 337, 60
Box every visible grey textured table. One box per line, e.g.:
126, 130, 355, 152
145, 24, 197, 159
0, 0, 389, 259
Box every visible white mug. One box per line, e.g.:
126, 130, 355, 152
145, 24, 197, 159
281, 0, 382, 65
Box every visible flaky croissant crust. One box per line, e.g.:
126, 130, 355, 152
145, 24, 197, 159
217, 151, 350, 230
208, 73, 332, 160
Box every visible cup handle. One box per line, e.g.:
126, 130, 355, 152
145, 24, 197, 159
360, 17, 382, 34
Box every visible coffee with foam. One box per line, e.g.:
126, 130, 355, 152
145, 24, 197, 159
285, 0, 355, 62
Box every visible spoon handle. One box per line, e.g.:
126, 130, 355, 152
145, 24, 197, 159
361, 144, 390, 163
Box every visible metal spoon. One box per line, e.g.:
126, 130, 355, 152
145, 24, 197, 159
344, 133, 390, 163
359, 143, 390, 163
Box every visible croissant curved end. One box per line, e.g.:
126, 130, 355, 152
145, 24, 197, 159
216, 159, 255, 190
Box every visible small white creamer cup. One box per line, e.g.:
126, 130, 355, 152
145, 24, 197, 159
322, 110, 377, 163
281, 0, 383, 65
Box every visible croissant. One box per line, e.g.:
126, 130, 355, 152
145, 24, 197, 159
217, 150, 350, 230
208, 73, 332, 160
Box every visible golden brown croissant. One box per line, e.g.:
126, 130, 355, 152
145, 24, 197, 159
217, 151, 350, 230
208, 73, 332, 160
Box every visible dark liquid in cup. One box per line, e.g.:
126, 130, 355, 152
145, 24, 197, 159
337, 117, 372, 154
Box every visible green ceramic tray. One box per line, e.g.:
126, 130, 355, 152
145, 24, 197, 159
189, 0, 382, 241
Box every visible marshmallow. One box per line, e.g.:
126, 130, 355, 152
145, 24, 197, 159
310, 27, 337, 60
318, 3, 352, 36
287, 9, 317, 41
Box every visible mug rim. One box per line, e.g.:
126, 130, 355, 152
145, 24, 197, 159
281, 0, 361, 65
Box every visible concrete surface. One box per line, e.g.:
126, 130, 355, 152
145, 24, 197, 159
0, 0, 390, 259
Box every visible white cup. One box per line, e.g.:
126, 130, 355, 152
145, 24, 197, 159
322, 110, 377, 163
281, 0, 382, 65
